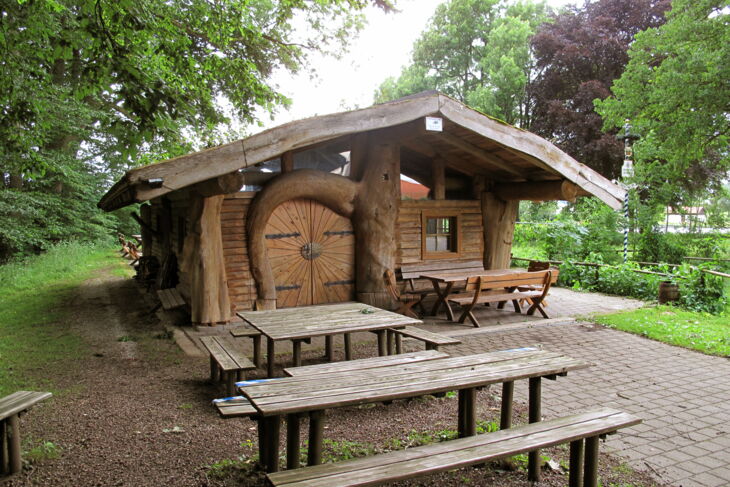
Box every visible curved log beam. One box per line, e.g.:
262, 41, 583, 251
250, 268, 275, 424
247, 170, 359, 310
495, 180, 580, 202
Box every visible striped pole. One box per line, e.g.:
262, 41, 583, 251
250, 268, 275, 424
623, 191, 629, 263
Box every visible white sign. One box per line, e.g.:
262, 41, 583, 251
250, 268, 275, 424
425, 116, 443, 132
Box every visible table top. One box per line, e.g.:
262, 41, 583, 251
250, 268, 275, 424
420, 268, 540, 283
236, 301, 421, 341
239, 348, 590, 416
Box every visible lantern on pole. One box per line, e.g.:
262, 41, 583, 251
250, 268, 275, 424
617, 120, 639, 263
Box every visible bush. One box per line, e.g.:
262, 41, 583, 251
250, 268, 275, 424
678, 265, 728, 314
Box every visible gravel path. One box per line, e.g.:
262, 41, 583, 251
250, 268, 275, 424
3, 268, 667, 487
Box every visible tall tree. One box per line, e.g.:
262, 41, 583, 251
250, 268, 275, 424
528, 0, 670, 179
595, 0, 730, 205
0, 0, 387, 259
374, 0, 549, 127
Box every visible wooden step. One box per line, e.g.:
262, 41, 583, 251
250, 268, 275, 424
268, 408, 641, 487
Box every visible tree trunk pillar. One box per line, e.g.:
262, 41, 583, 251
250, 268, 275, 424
140, 204, 153, 254
181, 194, 232, 324
352, 135, 400, 307
481, 192, 518, 269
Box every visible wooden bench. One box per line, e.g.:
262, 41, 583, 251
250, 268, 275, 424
448, 270, 558, 327
156, 288, 186, 311
267, 408, 640, 487
283, 350, 449, 377
400, 260, 485, 293
230, 325, 264, 368
1, 391, 52, 475
394, 327, 461, 352
199, 336, 257, 396
212, 396, 258, 418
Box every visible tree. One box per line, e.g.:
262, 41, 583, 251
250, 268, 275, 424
0, 0, 387, 259
595, 0, 730, 206
528, 0, 670, 179
374, 0, 549, 127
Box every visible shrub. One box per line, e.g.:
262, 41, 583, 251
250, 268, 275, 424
678, 265, 728, 314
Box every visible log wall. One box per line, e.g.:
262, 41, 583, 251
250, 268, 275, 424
221, 192, 257, 312
397, 199, 484, 267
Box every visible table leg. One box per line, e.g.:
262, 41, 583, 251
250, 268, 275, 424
429, 281, 454, 318
8, 414, 21, 474
210, 355, 219, 383
253, 334, 262, 368
457, 388, 476, 438
375, 330, 387, 356
267, 338, 276, 378
326, 336, 335, 362
395, 332, 402, 354
344, 333, 352, 360
500, 381, 514, 429
0, 419, 7, 474
386, 330, 395, 355
583, 436, 600, 487
308, 410, 325, 466
286, 413, 301, 470
324, 336, 331, 360
569, 439, 584, 487
263, 415, 282, 472
292, 340, 302, 367
528, 377, 542, 482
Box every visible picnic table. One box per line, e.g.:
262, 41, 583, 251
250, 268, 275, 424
420, 269, 525, 320
236, 302, 421, 378
237, 347, 589, 472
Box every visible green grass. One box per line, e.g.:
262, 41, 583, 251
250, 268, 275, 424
592, 305, 730, 357
0, 241, 122, 395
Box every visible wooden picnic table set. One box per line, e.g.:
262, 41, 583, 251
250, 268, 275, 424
202, 299, 641, 487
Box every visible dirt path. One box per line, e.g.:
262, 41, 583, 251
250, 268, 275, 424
3, 268, 666, 487
5, 268, 254, 486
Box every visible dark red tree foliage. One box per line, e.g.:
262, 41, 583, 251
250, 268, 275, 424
528, 0, 671, 179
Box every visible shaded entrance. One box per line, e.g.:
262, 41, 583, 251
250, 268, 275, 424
264, 199, 354, 308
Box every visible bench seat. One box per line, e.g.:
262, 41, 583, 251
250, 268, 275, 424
230, 325, 264, 368
1, 391, 52, 475
268, 408, 640, 487
213, 396, 258, 418
200, 336, 257, 396
283, 350, 449, 377
395, 327, 461, 351
156, 288, 186, 311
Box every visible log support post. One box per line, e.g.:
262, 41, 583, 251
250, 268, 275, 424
180, 194, 232, 324
352, 134, 400, 308
500, 381, 514, 429
481, 191, 518, 270
432, 158, 446, 200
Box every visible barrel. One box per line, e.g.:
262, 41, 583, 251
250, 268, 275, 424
658, 281, 680, 304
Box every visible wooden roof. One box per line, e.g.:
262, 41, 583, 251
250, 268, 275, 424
99, 92, 624, 211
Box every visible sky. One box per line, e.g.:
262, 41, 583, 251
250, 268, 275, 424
254, 0, 573, 132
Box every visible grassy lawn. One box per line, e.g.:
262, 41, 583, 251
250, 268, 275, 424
0, 242, 124, 396
592, 305, 730, 357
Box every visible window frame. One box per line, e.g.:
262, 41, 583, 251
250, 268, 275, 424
420, 212, 462, 260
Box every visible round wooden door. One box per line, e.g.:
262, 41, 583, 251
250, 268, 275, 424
264, 199, 355, 308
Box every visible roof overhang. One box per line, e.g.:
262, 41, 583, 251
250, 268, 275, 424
99, 92, 625, 211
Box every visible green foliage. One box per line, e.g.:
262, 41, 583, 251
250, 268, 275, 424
595, 0, 730, 207
0, 241, 118, 395
374, 0, 550, 127
679, 265, 728, 314
594, 305, 730, 357
24, 441, 62, 464
2, 0, 381, 259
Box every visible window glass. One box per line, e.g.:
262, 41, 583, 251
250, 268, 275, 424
424, 216, 457, 254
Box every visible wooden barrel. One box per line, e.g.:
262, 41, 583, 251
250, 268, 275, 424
658, 281, 680, 304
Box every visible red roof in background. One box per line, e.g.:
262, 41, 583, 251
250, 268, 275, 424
401, 180, 429, 199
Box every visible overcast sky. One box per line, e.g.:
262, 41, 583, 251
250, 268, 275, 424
253, 0, 573, 132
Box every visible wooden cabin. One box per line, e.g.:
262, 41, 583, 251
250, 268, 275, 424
99, 92, 624, 325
